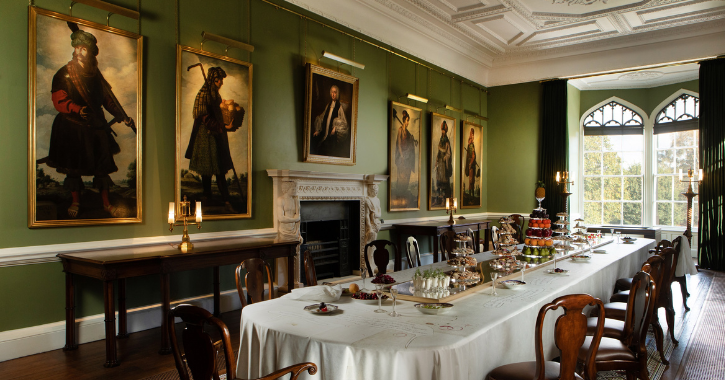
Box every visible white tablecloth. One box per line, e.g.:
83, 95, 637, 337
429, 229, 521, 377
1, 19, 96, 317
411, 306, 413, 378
237, 239, 654, 380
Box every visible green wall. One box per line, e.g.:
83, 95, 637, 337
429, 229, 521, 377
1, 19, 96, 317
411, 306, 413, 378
579, 80, 699, 117
0, 0, 489, 332
487, 82, 541, 213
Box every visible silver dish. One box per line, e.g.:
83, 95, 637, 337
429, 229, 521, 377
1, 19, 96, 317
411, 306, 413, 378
304, 303, 339, 314
414, 303, 454, 315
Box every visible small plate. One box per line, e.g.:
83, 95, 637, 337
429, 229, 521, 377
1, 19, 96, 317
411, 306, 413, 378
414, 303, 454, 315
500, 280, 526, 290
571, 255, 592, 262
304, 303, 339, 314
622, 237, 637, 241
592, 249, 607, 254
547, 269, 569, 275
622, 241, 635, 244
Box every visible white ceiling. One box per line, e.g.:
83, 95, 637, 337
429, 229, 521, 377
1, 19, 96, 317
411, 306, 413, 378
568, 62, 700, 90
284, 0, 725, 87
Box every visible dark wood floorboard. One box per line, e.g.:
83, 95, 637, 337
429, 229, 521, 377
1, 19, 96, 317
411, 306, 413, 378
0, 269, 717, 380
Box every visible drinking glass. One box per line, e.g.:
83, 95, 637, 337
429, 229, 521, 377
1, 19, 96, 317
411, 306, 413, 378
596, 230, 601, 242
616, 232, 622, 244
374, 284, 386, 313
388, 288, 401, 317
360, 265, 368, 291
490, 272, 499, 296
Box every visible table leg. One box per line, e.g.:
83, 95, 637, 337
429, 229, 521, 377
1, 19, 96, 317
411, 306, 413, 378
117, 278, 128, 339
213, 266, 221, 317
63, 272, 78, 351
159, 273, 172, 355
103, 280, 119, 367
433, 235, 440, 263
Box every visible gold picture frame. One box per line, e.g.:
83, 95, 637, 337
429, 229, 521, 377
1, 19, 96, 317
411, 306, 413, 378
303, 63, 358, 165
429, 112, 456, 210
461, 121, 483, 209
28, 6, 143, 227
389, 101, 421, 211
175, 45, 253, 220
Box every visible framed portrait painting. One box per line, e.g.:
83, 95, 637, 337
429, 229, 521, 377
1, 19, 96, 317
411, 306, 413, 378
461, 121, 483, 208
303, 63, 358, 165
28, 7, 143, 227
429, 113, 456, 210
176, 45, 252, 219
389, 101, 421, 211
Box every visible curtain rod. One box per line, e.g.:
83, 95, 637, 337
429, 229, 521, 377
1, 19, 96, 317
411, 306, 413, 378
258, 0, 488, 93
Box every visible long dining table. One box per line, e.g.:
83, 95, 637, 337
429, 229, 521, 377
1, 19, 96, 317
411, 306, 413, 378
236, 238, 654, 380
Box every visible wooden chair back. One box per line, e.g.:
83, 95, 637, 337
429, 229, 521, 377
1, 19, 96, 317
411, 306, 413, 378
303, 250, 318, 286
657, 246, 679, 308
627, 271, 654, 351
649, 239, 672, 255
405, 236, 421, 268
466, 228, 477, 251
439, 230, 457, 260
364, 240, 397, 277
235, 258, 273, 308
490, 226, 499, 250
508, 214, 525, 241
534, 294, 606, 380
168, 304, 236, 380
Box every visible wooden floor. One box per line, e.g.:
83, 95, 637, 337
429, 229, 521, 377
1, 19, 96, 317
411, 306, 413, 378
0, 270, 716, 380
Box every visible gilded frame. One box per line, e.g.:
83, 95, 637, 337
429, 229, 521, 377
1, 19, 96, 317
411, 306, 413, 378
175, 45, 253, 220
389, 101, 421, 211
28, 6, 143, 227
429, 112, 457, 210
460, 121, 483, 209
303, 63, 358, 165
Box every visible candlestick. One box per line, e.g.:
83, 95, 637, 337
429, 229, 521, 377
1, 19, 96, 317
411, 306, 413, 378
168, 196, 202, 252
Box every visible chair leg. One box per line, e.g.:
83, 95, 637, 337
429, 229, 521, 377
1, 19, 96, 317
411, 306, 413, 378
639, 357, 651, 380
651, 313, 669, 365
676, 276, 690, 311
665, 305, 678, 345
625, 371, 635, 380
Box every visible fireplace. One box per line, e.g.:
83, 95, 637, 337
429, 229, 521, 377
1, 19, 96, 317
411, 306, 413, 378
300, 201, 360, 282
266, 170, 388, 290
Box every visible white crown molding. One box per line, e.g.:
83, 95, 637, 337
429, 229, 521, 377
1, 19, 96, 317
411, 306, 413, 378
0, 228, 276, 268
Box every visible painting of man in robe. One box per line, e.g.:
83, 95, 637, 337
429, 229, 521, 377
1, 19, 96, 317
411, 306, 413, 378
176, 46, 252, 219
29, 8, 142, 227
389, 101, 421, 211
429, 113, 456, 210
461, 121, 483, 208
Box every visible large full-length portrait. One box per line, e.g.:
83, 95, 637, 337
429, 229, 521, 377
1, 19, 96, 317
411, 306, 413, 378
429, 113, 456, 210
176, 45, 252, 219
28, 7, 142, 227
389, 101, 421, 211
461, 121, 483, 208
303, 64, 358, 165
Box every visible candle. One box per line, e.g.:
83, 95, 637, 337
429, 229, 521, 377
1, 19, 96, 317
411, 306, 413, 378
563, 171, 568, 180
699, 169, 703, 181
446, 198, 450, 210
168, 202, 175, 224
195, 202, 202, 223
556, 172, 560, 183
453, 198, 457, 209
679, 169, 683, 181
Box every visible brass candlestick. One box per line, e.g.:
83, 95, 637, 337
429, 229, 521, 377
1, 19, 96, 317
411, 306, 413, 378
446, 197, 457, 225
556, 171, 574, 216
679, 168, 702, 246
168, 196, 202, 253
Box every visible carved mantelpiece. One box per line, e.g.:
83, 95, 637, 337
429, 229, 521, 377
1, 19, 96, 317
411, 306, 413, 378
267, 170, 388, 290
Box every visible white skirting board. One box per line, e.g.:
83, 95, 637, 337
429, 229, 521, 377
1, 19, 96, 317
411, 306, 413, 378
0, 286, 275, 363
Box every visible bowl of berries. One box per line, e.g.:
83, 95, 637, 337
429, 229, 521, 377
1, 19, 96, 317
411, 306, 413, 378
304, 302, 339, 314
370, 273, 396, 288
351, 291, 389, 304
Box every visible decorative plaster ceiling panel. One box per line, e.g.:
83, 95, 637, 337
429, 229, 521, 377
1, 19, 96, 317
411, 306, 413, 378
568, 63, 699, 89
474, 15, 526, 43
638, 1, 725, 23
523, 0, 645, 16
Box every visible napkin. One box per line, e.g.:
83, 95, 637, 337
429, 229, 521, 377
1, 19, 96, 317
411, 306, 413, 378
675, 235, 698, 276
283, 284, 343, 302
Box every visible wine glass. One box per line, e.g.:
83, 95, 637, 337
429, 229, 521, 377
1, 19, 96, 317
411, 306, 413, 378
360, 265, 368, 292
388, 288, 401, 317
374, 284, 386, 313
490, 272, 499, 296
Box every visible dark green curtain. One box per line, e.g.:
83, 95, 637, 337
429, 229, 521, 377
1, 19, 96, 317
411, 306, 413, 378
538, 80, 569, 217
698, 58, 725, 270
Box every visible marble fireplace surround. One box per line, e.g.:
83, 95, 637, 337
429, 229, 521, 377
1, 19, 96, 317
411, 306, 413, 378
267, 170, 388, 290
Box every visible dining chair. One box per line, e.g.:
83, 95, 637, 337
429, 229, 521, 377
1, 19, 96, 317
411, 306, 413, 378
669, 236, 690, 311
364, 240, 398, 277
588, 255, 667, 363
578, 271, 655, 380
303, 250, 318, 286
235, 258, 273, 308
613, 239, 671, 294
465, 228, 477, 251
167, 304, 318, 380
487, 294, 605, 380
439, 230, 457, 260
507, 214, 525, 241
405, 236, 422, 268
490, 226, 499, 251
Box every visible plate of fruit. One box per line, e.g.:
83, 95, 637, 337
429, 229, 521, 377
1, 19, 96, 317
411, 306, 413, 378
351, 291, 389, 304
522, 246, 557, 258
571, 253, 592, 262
547, 268, 569, 275
371, 273, 396, 286
304, 302, 339, 314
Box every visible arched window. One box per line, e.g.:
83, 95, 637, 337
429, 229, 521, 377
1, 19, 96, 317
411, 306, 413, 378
653, 92, 699, 227
582, 100, 645, 226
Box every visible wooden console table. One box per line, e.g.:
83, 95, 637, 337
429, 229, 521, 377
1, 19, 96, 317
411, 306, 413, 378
57, 237, 298, 368
392, 218, 490, 265
586, 226, 661, 241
